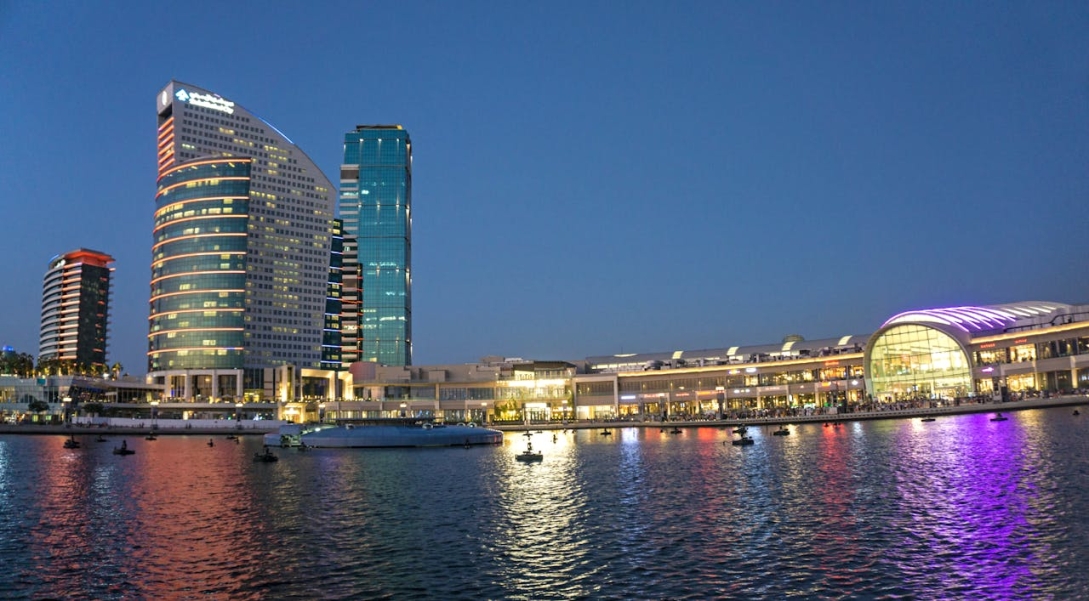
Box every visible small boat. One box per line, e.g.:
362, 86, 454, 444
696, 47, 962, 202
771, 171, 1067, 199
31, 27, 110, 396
990, 413, 1008, 422
600, 429, 612, 436
772, 426, 790, 436
63, 436, 81, 449
669, 428, 682, 434
733, 426, 748, 434
207, 438, 214, 447
145, 433, 158, 441
254, 449, 279, 463
95, 435, 107, 442
732, 436, 755, 446
516, 441, 543, 462
1074, 409, 1081, 416
225, 434, 238, 441
921, 417, 936, 422
113, 441, 135, 456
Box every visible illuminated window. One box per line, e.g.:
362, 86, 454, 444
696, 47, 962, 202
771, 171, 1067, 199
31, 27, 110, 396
868, 325, 972, 401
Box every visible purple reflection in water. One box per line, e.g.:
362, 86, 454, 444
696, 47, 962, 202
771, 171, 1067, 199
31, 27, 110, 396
891, 413, 1039, 596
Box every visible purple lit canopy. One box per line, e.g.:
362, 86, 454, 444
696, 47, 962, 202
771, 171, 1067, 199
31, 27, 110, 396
881, 302, 1071, 334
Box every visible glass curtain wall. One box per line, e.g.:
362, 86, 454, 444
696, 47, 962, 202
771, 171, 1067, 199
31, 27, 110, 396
149, 159, 250, 371
340, 126, 412, 366
867, 324, 973, 401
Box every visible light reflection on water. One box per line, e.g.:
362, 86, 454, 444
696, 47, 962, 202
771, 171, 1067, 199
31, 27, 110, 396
1, 406, 1088, 600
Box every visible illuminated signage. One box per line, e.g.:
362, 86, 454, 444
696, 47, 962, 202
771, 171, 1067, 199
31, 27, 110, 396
823, 360, 839, 366
979, 343, 996, 349
175, 88, 235, 115
1014, 338, 1028, 344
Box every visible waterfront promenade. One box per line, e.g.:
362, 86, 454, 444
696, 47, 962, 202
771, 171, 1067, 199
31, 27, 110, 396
493, 394, 1089, 433
2, 394, 1084, 436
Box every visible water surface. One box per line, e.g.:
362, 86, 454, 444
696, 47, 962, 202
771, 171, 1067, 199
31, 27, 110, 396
2, 407, 1088, 600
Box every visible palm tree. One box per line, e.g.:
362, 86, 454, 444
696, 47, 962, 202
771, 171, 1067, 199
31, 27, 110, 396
110, 362, 123, 380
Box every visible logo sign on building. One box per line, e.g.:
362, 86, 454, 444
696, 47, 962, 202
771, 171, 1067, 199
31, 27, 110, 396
174, 88, 235, 115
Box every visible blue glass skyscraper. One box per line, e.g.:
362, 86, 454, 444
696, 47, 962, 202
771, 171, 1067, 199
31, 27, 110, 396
339, 125, 412, 366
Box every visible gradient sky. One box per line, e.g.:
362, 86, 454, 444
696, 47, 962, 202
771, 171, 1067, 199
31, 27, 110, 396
1, 2, 1087, 375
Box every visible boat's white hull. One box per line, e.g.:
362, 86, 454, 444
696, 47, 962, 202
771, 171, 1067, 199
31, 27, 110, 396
301, 424, 503, 448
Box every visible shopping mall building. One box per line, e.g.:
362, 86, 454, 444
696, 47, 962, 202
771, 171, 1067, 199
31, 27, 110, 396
320, 300, 1089, 423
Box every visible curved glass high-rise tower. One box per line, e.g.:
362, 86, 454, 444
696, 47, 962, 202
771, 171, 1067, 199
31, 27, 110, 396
151, 81, 337, 400
150, 159, 251, 371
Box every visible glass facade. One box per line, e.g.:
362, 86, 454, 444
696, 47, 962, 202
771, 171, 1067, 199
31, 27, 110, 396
867, 324, 972, 401
149, 159, 251, 371
321, 219, 344, 369
340, 126, 412, 366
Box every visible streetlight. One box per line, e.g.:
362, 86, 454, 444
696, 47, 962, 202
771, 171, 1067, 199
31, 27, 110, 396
62, 396, 71, 426
150, 400, 159, 431
235, 402, 243, 429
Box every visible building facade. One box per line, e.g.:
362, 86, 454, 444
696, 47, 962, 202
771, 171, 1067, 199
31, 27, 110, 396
38, 249, 114, 370
323, 300, 1089, 424
151, 81, 337, 402
339, 125, 413, 367
321, 219, 345, 370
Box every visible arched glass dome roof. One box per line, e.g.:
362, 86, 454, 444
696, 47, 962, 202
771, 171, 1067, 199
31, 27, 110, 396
881, 302, 1070, 334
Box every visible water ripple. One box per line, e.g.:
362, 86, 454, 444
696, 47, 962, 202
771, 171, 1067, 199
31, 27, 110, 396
1, 407, 1089, 599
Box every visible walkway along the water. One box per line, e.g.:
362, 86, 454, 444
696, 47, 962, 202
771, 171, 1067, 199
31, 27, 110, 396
491, 394, 1089, 433
1, 395, 1085, 436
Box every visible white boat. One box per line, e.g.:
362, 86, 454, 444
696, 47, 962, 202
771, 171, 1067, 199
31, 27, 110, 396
263, 423, 314, 448
299, 420, 503, 448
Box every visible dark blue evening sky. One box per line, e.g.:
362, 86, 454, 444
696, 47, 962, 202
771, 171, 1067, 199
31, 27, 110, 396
1, 2, 1087, 375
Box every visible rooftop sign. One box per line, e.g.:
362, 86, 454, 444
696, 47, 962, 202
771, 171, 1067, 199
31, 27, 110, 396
175, 88, 235, 115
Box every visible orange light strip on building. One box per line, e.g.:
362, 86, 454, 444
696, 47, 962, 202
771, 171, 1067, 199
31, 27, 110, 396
157, 157, 252, 181
147, 347, 244, 356
157, 120, 174, 142
151, 232, 246, 251
149, 327, 244, 338
154, 196, 249, 218
614, 353, 865, 378
150, 270, 246, 285
152, 214, 247, 233
151, 251, 246, 268
148, 288, 245, 302
156, 176, 251, 198
147, 308, 244, 320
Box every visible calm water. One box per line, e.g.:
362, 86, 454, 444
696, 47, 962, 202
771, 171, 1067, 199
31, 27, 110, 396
2, 407, 1089, 600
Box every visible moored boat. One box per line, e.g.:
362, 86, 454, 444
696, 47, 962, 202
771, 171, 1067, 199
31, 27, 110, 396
299, 419, 503, 448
